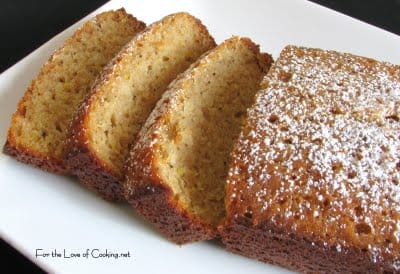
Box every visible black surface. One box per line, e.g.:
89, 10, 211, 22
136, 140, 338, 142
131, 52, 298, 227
310, 0, 400, 35
0, 0, 399, 273
0, 239, 46, 274
1, 0, 109, 73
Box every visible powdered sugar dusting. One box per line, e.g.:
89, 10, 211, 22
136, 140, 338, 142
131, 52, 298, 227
227, 46, 400, 266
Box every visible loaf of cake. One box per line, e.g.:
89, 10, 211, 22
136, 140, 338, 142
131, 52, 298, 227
3, 9, 145, 174
65, 12, 216, 201
124, 37, 273, 244
220, 46, 400, 273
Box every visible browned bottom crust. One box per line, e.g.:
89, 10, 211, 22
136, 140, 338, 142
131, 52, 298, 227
126, 184, 216, 244
220, 218, 392, 274
65, 143, 123, 201
3, 140, 68, 174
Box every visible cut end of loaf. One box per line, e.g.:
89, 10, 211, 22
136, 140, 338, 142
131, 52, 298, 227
124, 36, 272, 243
4, 9, 146, 173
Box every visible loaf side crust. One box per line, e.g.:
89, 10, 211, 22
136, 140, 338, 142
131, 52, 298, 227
220, 45, 400, 273
221, 218, 383, 273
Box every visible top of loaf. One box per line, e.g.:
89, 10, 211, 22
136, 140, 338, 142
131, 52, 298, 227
226, 46, 400, 267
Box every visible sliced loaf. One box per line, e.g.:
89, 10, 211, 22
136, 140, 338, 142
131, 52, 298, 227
3, 9, 145, 174
220, 46, 400, 273
124, 37, 272, 244
65, 12, 216, 201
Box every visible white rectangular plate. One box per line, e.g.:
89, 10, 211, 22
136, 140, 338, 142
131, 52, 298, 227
1, 0, 399, 273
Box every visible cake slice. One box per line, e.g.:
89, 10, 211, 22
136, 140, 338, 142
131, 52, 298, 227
65, 13, 216, 201
3, 9, 145, 174
220, 46, 400, 273
124, 37, 273, 244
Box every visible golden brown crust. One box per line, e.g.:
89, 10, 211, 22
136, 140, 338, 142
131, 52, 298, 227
238, 38, 273, 74
127, 184, 217, 245
3, 9, 146, 176
220, 46, 400, 273
220, 218, 387, 273
65, 12, 216, 201
3, 139, 67, 174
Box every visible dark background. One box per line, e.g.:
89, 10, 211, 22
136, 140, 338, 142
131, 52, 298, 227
0, 0, 399, 273
1, 0, 400, 73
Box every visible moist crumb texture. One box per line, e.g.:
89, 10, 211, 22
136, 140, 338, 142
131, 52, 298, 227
221, 46, 400, 273
66, 12, 216, 200
124, 37, 272, 243
4, 9, 145, 173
